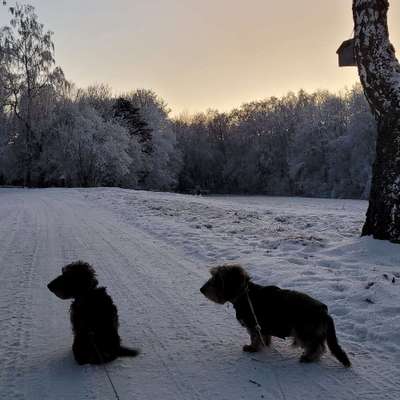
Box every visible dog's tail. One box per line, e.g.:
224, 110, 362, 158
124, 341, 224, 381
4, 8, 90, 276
326, 315, 351, 367
118, 346, 140, 358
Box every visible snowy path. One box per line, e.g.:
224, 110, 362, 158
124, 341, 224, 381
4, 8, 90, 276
0, 188, 399, 399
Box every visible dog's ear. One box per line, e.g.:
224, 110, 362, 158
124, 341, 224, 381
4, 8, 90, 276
63, 261, 99, 295
222, 265, 250, 301
78, 264, 98, 291
239, 267, 250, 285
210, 267, 219, 276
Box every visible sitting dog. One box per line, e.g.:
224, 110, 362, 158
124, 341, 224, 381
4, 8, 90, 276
200, 264, 351, 367
48, 261, 139, 365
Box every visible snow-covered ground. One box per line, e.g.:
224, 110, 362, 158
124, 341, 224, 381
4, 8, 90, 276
1, 187, 399, 400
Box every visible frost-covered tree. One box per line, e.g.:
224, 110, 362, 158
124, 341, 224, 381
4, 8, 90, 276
113, 97, 152, 153
174, 111, 226, 193
42, 103, 133, 187
129, 89, 181, 190
330, 87, 377, 199
0, 3, 65, 186
76, 84, 114, 118
0, 107, 8, 184
353, 0, 400, 242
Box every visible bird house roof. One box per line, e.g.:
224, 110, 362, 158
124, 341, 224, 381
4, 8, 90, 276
337, 39, 355, 54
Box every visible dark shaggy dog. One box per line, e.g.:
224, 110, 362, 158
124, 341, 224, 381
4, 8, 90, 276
200, 264, 351, 367
48, 261, 139, 365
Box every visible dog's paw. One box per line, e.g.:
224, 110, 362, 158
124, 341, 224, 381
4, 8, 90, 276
299, 355, 313, 363
243, 344, 259, 353
291, 339, 300, 348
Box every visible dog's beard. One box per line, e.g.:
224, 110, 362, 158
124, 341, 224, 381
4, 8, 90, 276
202, 289, 226, 304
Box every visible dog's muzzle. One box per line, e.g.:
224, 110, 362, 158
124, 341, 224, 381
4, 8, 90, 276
47, 279, 69, 299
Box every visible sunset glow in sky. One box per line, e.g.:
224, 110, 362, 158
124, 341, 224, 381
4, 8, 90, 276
1, 0, 400, 114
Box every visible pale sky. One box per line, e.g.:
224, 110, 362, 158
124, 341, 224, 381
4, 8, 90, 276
1, 1, 400, 115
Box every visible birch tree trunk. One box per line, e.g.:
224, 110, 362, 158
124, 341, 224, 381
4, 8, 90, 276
353, 0, 400, 242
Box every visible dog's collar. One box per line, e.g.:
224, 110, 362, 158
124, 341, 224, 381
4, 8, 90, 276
230, 284, 250, 305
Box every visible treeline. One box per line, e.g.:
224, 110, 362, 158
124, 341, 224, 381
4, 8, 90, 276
175, 86, 376, 199
0, 82, 181, 190
0, 4, 377, 198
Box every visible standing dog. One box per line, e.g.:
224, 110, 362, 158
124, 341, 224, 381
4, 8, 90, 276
200, 264, 351, 367
48, 261, 139, 365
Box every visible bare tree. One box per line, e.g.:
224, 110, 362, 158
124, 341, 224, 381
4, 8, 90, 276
353, 0, 400, 242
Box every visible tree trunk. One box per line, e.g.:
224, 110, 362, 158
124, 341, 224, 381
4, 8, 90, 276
353, 0, 400, 242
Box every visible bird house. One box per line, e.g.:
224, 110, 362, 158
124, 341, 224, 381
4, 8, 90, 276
337, 39, 357, 67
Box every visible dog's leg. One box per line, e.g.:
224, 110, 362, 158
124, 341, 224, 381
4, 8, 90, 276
291, 333, 303, 348
243, 329, 270, 352
73, 336, 94, 365
299, 339, 325, 363
263, 334, 271, 346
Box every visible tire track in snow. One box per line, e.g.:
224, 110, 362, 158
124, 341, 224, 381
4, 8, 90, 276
0, 199, 42, 400
0, 201, 25, 280
0, 193, 100, 400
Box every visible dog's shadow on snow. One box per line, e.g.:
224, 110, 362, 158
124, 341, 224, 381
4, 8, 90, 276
243, 346, 370, 396
41, 349, 100, 392
199, 339, 367, 397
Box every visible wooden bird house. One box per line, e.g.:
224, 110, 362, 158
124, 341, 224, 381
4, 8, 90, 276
337, 39, 357, 67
